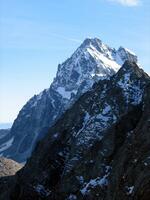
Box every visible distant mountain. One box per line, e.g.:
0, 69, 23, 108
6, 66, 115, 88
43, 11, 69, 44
0, 123, 12, 129
7, 61, 150, 200
0, 38, 137, 162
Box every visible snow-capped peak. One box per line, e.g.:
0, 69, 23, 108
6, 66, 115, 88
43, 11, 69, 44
52, 38, 138, 99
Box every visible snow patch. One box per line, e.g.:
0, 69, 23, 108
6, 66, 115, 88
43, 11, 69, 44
53, 133, 59, 138
118, 74, 143, 105
80, 175, 109, 195
126, 186, 134, 195
75, 112, 91, 137
56, 87, 77, 99
118, 72, 131, 89
68, 194, 77, 200
102, 104, 111, 115
87, 45, 120, 72
34, 184, 51, 197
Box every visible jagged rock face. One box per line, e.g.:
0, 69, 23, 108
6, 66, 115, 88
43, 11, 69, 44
0, 38, 137, 162
9, 62, 150, 200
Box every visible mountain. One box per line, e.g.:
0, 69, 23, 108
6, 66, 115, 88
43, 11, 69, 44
0, 123, 12, 129
6, 61, 150, 200
0, 38, 137, 162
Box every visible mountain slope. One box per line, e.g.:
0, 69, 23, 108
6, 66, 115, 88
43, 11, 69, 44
0, 38, 137, 162
8, 61, 150, 200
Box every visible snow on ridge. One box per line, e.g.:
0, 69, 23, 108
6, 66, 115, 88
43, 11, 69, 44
56, 87, 77, 99
80, 165, 111, 195
75, 112, 91, 138
87, 45, 121, 72
117, 72, 143, 105
124, 48, 136, 56
80, 175, 108, 195
118, 72, 131, 89
117, 47, 137, 64
53, 38, 137, 97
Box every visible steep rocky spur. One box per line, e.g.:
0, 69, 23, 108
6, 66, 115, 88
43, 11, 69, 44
8, 61, 150, 200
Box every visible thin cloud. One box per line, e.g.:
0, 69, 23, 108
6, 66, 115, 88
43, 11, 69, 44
50, 33, 82, 43
1, 17, 82, 50
107, 0, 140, 6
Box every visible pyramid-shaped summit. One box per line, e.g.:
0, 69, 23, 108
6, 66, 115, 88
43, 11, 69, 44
0, 38, 138, 162
52, 37, 138, 98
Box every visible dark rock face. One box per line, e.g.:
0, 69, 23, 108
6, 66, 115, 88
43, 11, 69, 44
0, 38, 137, 163
7, 61, 150, 200
107, 85, 150, 200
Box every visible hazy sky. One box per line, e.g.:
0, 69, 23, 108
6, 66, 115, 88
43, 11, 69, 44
0, 0, 150, 123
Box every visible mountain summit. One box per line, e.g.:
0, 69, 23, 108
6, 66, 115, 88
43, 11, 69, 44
52, 38, 137, 96
0, 38, 137, 162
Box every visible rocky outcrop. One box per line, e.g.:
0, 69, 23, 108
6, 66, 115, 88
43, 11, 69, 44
0, 38, 137, 163
0, 157, 23, 200
7, 61, 150, 200
0, 157, 22, 177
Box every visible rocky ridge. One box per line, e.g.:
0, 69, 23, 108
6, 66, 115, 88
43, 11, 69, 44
7, 61, 150, 200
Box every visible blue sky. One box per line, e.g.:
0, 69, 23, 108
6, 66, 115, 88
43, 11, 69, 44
0, 0, 150, 123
